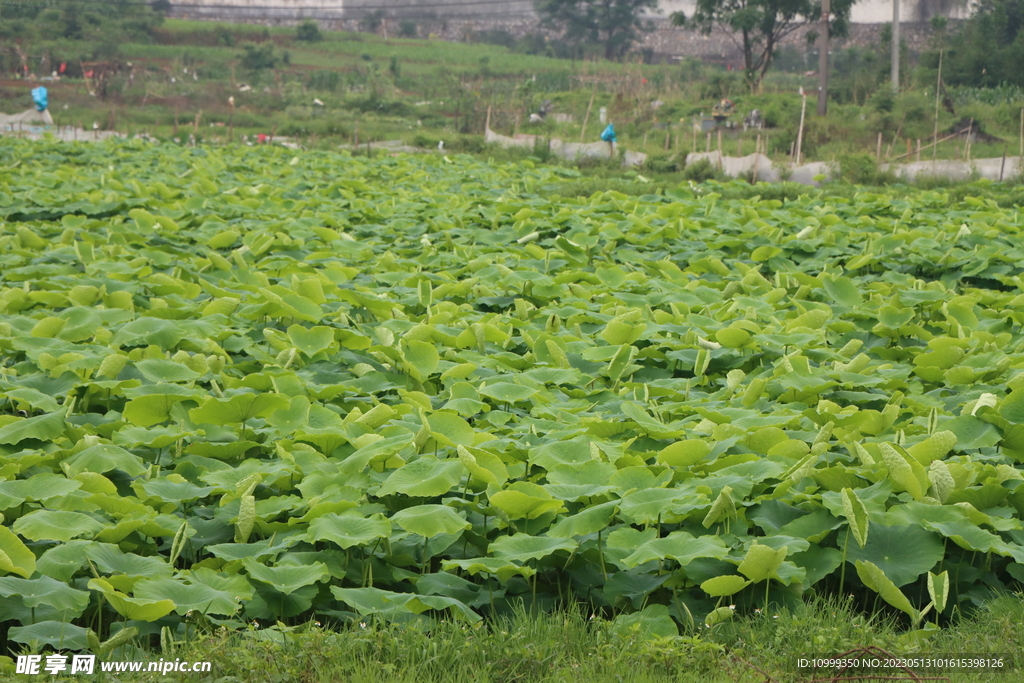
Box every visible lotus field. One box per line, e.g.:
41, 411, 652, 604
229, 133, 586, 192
2, 139, 1024, 654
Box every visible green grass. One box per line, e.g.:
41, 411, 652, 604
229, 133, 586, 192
12, 594, 1020, 682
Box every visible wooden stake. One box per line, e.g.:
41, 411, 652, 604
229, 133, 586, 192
916, 139, 921, 162
706, 132, 711, 153
193, 110, 201, 134
485, 105, 492, 134
876, 132, 883, 161
737, 138, 743, 156
579, 90, 595, 143
664, 129, 671, 151
717, 128, 723, 168
1000, 146, 1007, 182
933, 50, 943, 171
965, 118, 974, 161
795, 94, 807, 165
354, 119, 359, 147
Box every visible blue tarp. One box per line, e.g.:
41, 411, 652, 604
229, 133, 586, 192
600, 123, 616, 143
32, 87, 48, 112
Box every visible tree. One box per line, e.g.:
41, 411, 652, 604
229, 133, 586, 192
936, 0, 1024, 87
535, 0, 658, 60
296, 20, 323, 42
671, 0, 855, 91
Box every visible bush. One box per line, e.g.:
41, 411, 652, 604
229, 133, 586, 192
296, 20, 322, 42
644, 153, 682, 173
398, 20, 417, 38
682, 157, 725, 183
836, 153, 896, 185
308, 70, 341, 91
239, 43, 280, 71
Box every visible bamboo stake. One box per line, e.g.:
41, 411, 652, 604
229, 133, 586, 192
717, 128, 723, 169
933, 50, 943, 171
706, 132, 711, 153
485, 105, 491, 134
664, 128, 671, 151
876, 132, 883, 161
795, 93, 807, 165
1000, 146, 1007, 182
965, 117, 974, 161
916, 139, 921, 162
579, 90, 595, 143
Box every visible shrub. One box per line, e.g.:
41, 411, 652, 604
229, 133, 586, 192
837, 153, 896, 185
398, 20, 417, 38
682, 157, 724, 182
308, 70, 341, 92
296, 20, 322, 42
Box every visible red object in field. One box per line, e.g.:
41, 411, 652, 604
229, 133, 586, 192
727, 64, 733, 71
59, 62, 67, 74
641, 78, 647, 84
85, 69, 94, 78
257, 134, 269, 143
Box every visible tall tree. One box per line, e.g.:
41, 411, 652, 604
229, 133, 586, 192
937, 0, 1024, 87
672, 0, 855, 91
535, 0, 659, 60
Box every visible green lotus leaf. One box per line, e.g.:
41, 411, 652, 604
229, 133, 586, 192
391, 505, 470, 537
63, 443, 148, 477
528, 438, 593, 470
477, 382, 538, 403
611, 604, 678, 639
308, 512, 391, 549
13, 510, 106, 542
547, 501, 617, 538
133, 577, 242, 616
87, 578, 177, 621
700, 575, 751, 597
190, 392, 290, 426
855, 560, 918, 621
376, 458, 463, 498
111, 317, 185, 350
287, 324, 336, 357
737, 543, 788, 583
0, 473, 81, 508
427, 412, 476, 447
489, 533, 577, 563
846, 524, 944, 587
401, 340, 439, 381
0, 575, 89, 613
622, 531, 729, 568
85, 543, 175, 579
0, 526, 36, 578
135, 359, 201, 383
8, 621, 89, 650
123, 392, 193, 427
241, 558, 329, 594
0, 409, 66, 445
488, 489, 565, 520
441, 558, 536, 582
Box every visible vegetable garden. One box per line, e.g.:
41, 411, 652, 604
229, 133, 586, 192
1, 138, 1024, 659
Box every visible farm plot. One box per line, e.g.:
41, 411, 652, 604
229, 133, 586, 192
1, 139, 1024, 653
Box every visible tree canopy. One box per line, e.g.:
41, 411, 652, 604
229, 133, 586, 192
535, 0, 658, 60
672, 0, 855, 91
936, 0, 1024, 87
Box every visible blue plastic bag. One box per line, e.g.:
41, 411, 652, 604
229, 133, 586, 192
600, 123, 616, 143
32, 87, 48, 112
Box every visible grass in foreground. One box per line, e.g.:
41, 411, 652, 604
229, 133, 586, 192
10, 594, 1018, 683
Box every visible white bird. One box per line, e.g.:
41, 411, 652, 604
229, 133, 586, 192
313, 98, 324, 106
437, 140, 444, 150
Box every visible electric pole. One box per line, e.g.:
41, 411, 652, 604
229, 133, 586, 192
817, 0, 830, 115
892, 0, 900, 91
